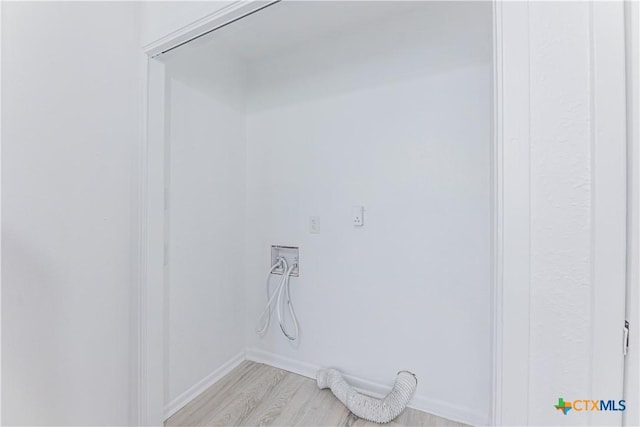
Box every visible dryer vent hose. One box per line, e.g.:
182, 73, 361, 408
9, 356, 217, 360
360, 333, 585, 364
316, 368, 418, 424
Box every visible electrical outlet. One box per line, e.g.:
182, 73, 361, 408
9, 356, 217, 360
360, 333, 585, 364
352, 206, 364, 226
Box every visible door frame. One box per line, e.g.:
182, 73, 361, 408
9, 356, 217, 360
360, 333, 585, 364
134, 1, 629, 426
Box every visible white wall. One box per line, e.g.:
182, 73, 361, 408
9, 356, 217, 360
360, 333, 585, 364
163, 51, 247, 407
1, 2, 141, 425
243, 3, 493, 425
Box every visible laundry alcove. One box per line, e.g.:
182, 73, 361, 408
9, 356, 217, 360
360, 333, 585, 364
148, 1, 495, 425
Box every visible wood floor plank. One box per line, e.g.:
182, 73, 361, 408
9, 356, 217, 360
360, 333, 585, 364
239, 371, 307, 426
166, 362, 263, 426
165, 361, 469, 427
203, 365, 287, 426
295, 388, 350, 426
267, 378, 323, 426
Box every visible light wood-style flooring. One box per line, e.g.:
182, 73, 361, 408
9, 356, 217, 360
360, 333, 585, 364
166, 361, 469, 427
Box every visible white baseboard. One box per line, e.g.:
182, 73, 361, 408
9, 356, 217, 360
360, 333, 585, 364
163, 352, 245, 421
245, 348, 488, 426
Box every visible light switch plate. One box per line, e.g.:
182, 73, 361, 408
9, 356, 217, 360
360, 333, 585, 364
310, 216, 321, 234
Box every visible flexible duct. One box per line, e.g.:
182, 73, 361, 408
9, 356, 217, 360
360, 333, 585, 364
316, 368, 417, 423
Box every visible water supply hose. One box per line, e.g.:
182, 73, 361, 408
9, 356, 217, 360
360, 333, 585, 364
276, 262, 299, 340
256, 257, 299, 341
255, 258, 285, 337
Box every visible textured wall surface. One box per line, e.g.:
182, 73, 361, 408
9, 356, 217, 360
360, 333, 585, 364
528, 3, 592, 424
527, 2, 628, 426
243, 3, 494, 424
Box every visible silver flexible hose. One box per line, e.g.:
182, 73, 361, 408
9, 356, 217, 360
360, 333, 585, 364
316, 368, 418, 424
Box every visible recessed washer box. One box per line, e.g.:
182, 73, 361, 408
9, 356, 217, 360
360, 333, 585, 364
270, 245, 299, 277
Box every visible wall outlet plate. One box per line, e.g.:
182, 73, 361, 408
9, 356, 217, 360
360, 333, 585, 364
353, 205, 364, 226
270, 245, 299, 277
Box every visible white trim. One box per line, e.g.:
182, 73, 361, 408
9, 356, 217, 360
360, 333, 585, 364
0, 1, 4, 423
624, 2, 640, 426
495, 2, 531, 426
164, 352, 245, 421
490, 2, 503, 425
142, 1, 279, 57
589, 3, 628, 425
131, 50, 150, 427
245, 349, 487, 427
142, 57, 169, 427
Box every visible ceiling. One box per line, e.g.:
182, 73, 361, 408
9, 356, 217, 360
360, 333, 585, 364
163, 1, 432, 63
